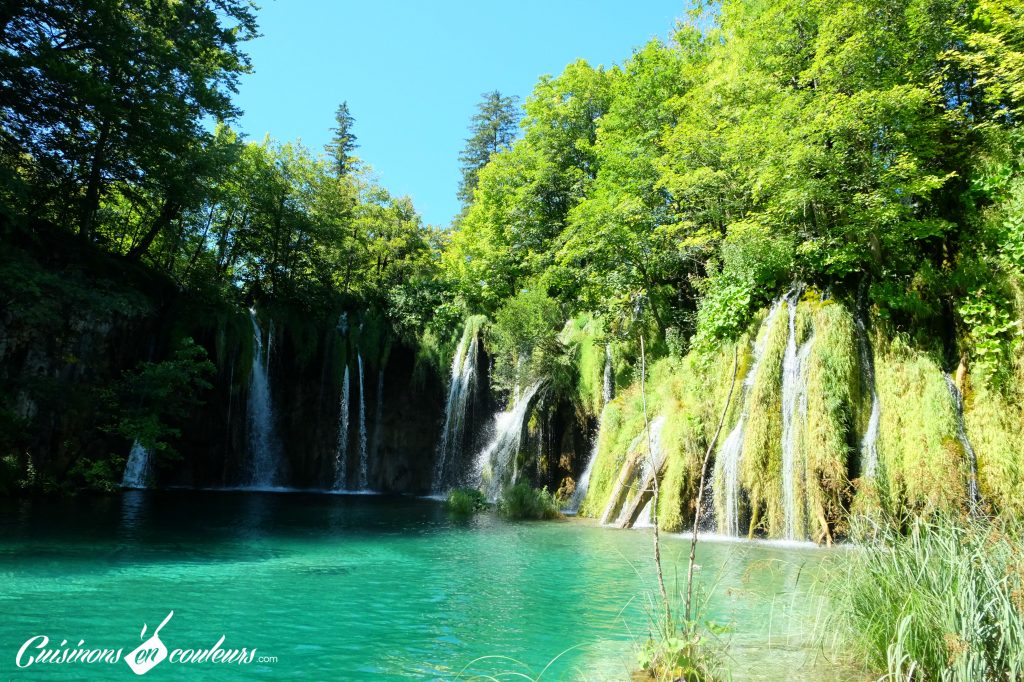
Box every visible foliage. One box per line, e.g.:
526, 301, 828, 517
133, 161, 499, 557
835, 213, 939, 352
446, 488, 487, 516
457, 91, 520, 205
497, 482, 561, 520
832, 515, 1024, 681
103, 338, 215, 459
325, 101, 359, 177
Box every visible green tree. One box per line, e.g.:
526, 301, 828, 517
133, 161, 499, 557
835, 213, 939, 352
457, 90, 520, 205
0, 0, 257, 242
325, 101, 359, 177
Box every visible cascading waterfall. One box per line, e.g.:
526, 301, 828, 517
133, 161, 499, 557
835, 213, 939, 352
357, 353, 368, 490
247, 309, 282, 488
717, 299, 783, 536
856, 318, 881, 479
432, 325, 480, 491
602, 344, 613, 405
474, 382, 542, 502
121, 441, 151, 489
565, 345, 614, 514
943, 374, 981, 507
566, 416, 603, 514
334, 365, 351, 490
781, 293, 814, 540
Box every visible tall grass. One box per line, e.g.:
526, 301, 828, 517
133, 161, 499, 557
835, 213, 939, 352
831, 515, 1024, 680
498, 482, 561, 520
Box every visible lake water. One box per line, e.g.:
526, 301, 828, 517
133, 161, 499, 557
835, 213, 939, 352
0, 492, 851, 680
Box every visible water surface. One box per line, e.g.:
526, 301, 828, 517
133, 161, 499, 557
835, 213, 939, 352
0, 492, 848, 680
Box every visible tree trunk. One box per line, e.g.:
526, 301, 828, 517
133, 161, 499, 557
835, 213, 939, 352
126, 197, 180, 261
79, 118, 112, 241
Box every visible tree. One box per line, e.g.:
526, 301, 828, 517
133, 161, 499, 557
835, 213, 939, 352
457, 91, 520, 205
325, 101, 358, 177
0, 0, 257, 241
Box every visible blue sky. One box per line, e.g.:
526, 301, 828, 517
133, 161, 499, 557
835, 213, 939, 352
233, 1, 687, 227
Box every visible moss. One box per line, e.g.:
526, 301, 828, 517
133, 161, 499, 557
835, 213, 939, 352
804, 301, 857, 542
741, 299, 789, 537
874, 335, 965, 514
560, 314, 606, 418
963, 369, 1024, 516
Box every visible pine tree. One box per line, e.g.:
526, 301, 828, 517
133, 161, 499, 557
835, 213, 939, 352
326, 102, 358, 177
457, 91, 520, 205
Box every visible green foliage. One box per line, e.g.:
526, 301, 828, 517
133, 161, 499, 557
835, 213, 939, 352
489, 286, 565, 396
832, 515, 1024, 680
497, 483, 561, 520
875, 336, 966, 514
458, 91, 520, 205
740, 301, 789, 537
325, 101, 359, 177
964, 362, 1024, 517
637, 627, 724, 682
804, 302, 857, 542
104, 338, 215, 459
446, 488, 487, 516
66, 456, 125, 494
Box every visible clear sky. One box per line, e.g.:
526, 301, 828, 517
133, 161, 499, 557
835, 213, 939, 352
233, 1, 687, 227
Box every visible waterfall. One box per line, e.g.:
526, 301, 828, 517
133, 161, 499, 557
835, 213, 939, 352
474, 382, 542, 502
781, 293, 814, 541
856, 318, 881, 479
247, 310, 282, 488
943, 374, 981, 508
717, 299, 783, 536
602, 344, 613, 405
334, 365, 350, 490
357, 353, 368, 490
121, 441, 151, 489
432, 322, 481, 492
566, 415, 604, 513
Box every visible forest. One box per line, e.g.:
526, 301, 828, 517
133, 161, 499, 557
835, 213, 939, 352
1, 0, 1023, 679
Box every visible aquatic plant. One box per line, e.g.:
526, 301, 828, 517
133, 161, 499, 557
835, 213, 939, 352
497, 482, 561, 520
446, 488, 487, 516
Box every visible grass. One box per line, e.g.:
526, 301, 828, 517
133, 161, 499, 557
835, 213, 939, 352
498, 482, 562, 520
447, 487, 487, 516
830, 514, 1024, 680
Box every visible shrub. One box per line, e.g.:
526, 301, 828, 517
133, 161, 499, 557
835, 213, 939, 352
497, 482, 561, 520
446, 488, 487, 516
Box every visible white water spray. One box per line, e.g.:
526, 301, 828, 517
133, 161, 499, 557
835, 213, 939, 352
334, 364, 350, 489
856, 318, 881, 479
122, 441, 151, 489
944, 374, 981, 508
474, 383, 542, 502
432, 322, 480, 491
781, 294, 813, 540
602, 344, 613, 405
717, 299, 783, 536
357, 353, 368, 490
247, 310, 282, 487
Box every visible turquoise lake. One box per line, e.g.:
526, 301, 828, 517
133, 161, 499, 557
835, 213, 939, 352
0, 492, 851, 680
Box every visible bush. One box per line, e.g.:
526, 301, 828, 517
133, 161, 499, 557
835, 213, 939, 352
446, 488, 487, 516
831, 515, 1024, 680
497, 482, 561, 520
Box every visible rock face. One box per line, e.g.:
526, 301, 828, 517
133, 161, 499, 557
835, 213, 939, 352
0, 239, 445, 494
